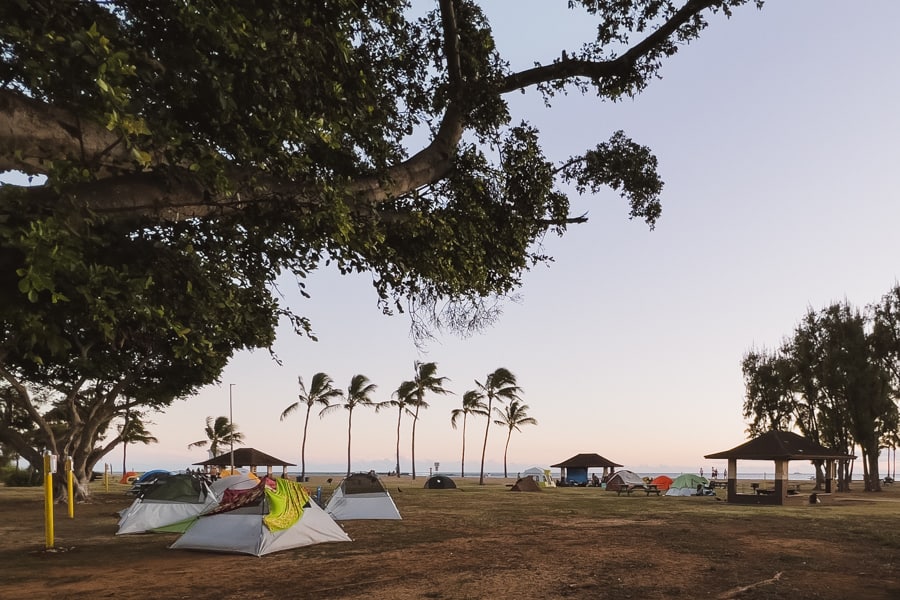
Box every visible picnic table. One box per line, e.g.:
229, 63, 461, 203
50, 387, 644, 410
616, 484, 661, 496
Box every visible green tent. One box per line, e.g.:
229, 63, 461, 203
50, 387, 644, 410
666, 474, 710, 496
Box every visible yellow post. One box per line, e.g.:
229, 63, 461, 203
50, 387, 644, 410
43, 452, 55, 549
66, 456, 74, 519
104, 463, 110, 492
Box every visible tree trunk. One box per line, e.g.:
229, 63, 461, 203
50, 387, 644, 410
812, 460, 825, 491
395, 408, 402, 477
301, 406, 312, 480
863, 442, 882, 492
478, 399, 493, 485
411, 407, 419, 480
503, 429, 512, 479
460, 415, 467, 478
346, 410, 353, 478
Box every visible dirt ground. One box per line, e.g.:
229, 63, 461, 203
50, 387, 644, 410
1, 477, 898, 599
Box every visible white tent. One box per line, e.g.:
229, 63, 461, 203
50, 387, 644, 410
117, 474, 259, 535
170, 477, 351, 556
117, 474, 217, 535
522, 467, 556, 488
605, 469, 646, 491
325, 473, 402, 520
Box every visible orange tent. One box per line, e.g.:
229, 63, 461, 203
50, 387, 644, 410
119, 471, 139, 484
650, 475, 673, 491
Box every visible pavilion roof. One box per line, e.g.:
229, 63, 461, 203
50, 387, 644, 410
193, 447, 295, 467
704, 430, 855, 461
550, 453, 623, 468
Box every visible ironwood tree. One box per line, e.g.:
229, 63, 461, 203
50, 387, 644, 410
742, 291, 900, 492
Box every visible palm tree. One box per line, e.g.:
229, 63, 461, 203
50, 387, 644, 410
187, 415, 244, 459
377, 380, 417, 477
320, 374, 377, 478
493, 399, 537, 478
280, 372, 343, 480
476, 368, 522, 485
404, 361, 451, 480
451, 390, 488, 477
119, 409, 158, 476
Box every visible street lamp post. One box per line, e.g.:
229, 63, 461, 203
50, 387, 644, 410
229, 383, 235, 473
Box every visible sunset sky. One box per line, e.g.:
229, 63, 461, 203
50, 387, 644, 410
8, 1, 899, 477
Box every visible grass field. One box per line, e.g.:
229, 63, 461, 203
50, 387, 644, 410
1, 476, 898, 599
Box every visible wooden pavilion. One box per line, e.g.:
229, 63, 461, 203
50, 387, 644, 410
550, 453, 623, 485
194, 447, 295, 478
704, 430, 855, 505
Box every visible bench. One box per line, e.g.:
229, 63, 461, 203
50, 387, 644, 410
750, 483, 775, 495
616, 484, 660, 496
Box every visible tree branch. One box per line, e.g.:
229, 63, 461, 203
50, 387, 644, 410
499, 0, 718, 94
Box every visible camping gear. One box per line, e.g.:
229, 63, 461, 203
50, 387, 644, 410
604, 469, 646, 492
170, 477, 350, 556
666, 473, 710, 496
325, 473, 402, 520
423, 475, 456, 489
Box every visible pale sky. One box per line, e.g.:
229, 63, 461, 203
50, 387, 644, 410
9, 2, 900, 476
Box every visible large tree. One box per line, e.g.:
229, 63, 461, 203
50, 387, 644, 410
280, 372, 343, 480
378, 379, 417, 478
475, 367, 521, 485
402, 361, 451, 480
450, 389, 487, 477
187, 415, 245, 463
492, 398, 537, 478
320, 374, 378, 478
118, 409, 157, 477
0, 1, 764, 332
743, 294, 900, 492
1, 1, 765, 487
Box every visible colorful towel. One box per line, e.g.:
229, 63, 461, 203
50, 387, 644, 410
264, 478, 310, 531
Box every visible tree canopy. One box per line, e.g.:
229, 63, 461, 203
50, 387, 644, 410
742, 287, 900, 492
0, 0, 763, 332
1, 1, 764, 488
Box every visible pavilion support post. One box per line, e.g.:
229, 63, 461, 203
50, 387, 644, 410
825, 460, 834, 493
774, 459, 788, 503
726, 458, 737, 501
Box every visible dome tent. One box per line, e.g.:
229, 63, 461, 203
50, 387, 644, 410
170, 477, 350, 556
604, 469, 645, 492
666, 473, 710, 496
325, 473, 402, 520
423, 475, 456, 489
